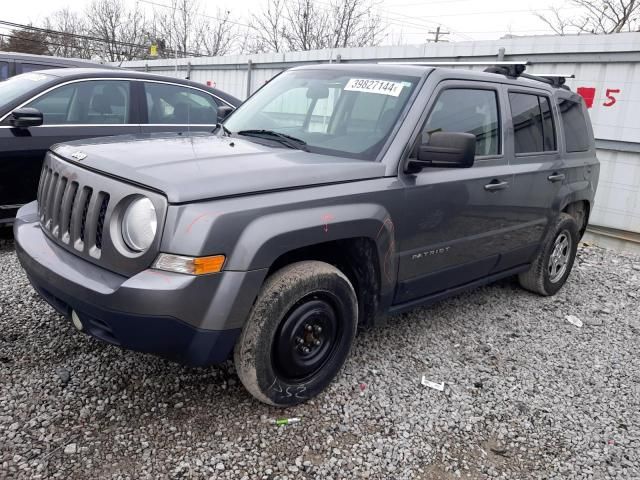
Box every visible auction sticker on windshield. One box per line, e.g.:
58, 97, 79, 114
344, 78, 405, 97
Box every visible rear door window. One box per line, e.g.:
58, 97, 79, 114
26, 80, 131, 124
509, 92, 557, 154
558, 97, 590, 152
144, 82, 219, 124
420, 88, 500, 156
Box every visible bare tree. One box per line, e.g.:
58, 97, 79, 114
86, 0, 149, 62
249, 0, 287, 53
329, 0, 386, 48
153, 0, 204, 58
200, 9, 237, 56
283, 0, 332, 51
536, 0, 640, 35
43, 8, 93, 59
248, 0, 386, 53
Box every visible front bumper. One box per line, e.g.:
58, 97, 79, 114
14, 202, 267, 366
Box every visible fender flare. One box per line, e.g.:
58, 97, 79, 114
225, 203, 398, 291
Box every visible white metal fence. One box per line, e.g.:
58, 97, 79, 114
118, 32, 640, 235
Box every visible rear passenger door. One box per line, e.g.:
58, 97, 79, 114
396, 82, 516, 303
141, 81, 222, 134
503, 88, 563, 268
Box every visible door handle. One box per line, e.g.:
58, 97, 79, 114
547, 173, 566, 183
484, 180, 509, 192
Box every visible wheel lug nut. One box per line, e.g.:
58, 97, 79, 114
314, 325, 322, 333
296, 337, 304, 345
314, 339, 321, 346
302, 347, 310, 354
305, 324, 313, 332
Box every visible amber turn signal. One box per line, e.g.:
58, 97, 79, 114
152, 253, 225, 275
193, 255, 226, 275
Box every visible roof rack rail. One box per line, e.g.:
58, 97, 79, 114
379, 61, 529, 67
482, 65, 573, 89
377, 61, 573, 89
483, 64, 527, 78
527, 73, 575, 89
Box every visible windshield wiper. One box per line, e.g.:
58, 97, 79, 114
236, 129, 308, 151
213, 123, 232, 136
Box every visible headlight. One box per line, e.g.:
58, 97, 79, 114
121, 197, 157, 252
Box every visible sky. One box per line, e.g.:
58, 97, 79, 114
0, 0, 582, 46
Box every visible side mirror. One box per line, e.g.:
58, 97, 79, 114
217, 105, 234, 122
408, 131, 476, 172
10, 108, 44, 128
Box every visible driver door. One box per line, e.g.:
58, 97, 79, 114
395, 83, 516, 303
0, 79, 140, 217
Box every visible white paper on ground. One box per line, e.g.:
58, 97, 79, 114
421, 376, 445, 391
565, 315, 583, 328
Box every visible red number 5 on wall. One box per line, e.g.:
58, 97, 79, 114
603, 88, 620, 107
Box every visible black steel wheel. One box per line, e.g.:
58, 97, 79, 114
234, 261, 358, 406
272, 294, 342, 382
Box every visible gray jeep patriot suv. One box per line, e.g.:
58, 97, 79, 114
14, 63, 599, 406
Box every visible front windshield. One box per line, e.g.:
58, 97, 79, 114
0, 72, 54, 107
224, 69, 419, 160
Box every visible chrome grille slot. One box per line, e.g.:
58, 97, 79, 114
96, 194, 110, 250
79, 187, 93, 243
39, 168, 53, 221
36, 164, 48, 212
70, 186, 92, 251
50, 177, 67, 237
59, 181, 78, 244
44, 172, 59, 230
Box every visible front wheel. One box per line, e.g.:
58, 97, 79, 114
234, 261, 358, 406
518, 213, 579, 296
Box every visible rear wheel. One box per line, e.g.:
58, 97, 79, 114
234, 261, 358, 406
518, 213, 579, 296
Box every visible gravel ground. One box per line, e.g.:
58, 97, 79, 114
1, 232, 639, 479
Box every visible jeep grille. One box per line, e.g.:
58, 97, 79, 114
35, 152, 167, 277
38, 165, 109, 257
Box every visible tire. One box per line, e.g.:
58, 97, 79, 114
518, 213, 579, 296
234, 261, 358, 407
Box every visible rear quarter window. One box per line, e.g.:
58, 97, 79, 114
558, 97, 591, 152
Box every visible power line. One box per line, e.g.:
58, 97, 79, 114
0, 19, 204, 57
138, 0, 256, 30
0, 31, 110, 59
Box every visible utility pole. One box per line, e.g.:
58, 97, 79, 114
428, 26, 450, 43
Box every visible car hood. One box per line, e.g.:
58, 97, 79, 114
52, 133, 386, 203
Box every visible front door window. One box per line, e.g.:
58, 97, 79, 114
26, 80, 131, 125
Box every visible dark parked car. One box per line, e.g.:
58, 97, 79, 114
0, 52, 107, 81
0, 68, 240, 224
14, 63, 599, 406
